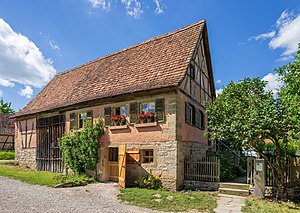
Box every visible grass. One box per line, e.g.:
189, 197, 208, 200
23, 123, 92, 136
0, 164, 97, 187
242, 197, 300, 213
0, 164, 64, 186
118, 188, 217, 212
0, 151, 15, 160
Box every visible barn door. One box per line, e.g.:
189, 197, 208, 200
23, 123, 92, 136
36, 114, 65, 173
118, 144, 126, 188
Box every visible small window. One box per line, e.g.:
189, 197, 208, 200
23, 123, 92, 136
140, 102, 155, 114
190, 65, 195, 80
114, 106, 127, 116
142, 149, 154, 163
78, 111, 92, 129
185, 102, 195, 125
109, 147, 119, 162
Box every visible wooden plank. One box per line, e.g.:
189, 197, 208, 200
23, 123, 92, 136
118, 144, 126, 188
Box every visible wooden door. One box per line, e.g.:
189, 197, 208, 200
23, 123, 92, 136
118, 144, 126, 188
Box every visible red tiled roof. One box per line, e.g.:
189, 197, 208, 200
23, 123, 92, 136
15, 20, 206, 117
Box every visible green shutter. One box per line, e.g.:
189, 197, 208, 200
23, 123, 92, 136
185, 102, 191, 124
200, 111, 205, 129
155, 98, 165, 122
195, 109, 200, 128
130, 102, 138, 124
104, 107, 111, 126
70, 112, 76, 130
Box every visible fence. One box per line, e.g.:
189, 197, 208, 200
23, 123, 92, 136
265, 157, 300, 187
184, 155, 220, 182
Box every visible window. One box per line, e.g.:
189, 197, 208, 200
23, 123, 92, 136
109, 147, 119, 162
142, 149, 154, 163
70, 111, 92, 130
190, 65, 195, 80
185, 102, 195, 125
114, 106, 127, 116
140, 101, 155, 114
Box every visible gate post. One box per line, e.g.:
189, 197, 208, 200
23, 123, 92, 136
254, 159, 266, 198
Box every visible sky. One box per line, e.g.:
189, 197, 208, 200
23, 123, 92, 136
0, 0, 300, 111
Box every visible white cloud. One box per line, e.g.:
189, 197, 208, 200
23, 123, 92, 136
0, 90, 3, 97
216, 79, 222, 84
49, 40, 60, 51
0, 18, 56, 89
121, 0, 143, 18
216, 88, 223, 97
0, 78, 14, 87
153, 0, 164, 14
89, 0, 111, 10
19, 85, 33, 98
250, 10, 300, 58
269, 11, 300, 56
249, 31, 275, 41
262, 73, 283, 94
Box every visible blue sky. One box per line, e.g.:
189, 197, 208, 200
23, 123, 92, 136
0, 0, 300, 111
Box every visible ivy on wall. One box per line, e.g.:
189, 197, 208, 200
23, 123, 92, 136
59, 119, 104, 174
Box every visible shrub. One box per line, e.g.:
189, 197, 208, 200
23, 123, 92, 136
59, 118, 104, 174
135, 171, 161, 189
0, 151, 15, 160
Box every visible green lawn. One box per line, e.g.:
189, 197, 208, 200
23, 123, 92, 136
242, 197, 300, 213
0, 164, 63, 186
118, 188, 217, 212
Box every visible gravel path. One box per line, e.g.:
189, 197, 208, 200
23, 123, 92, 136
0, 176, 158, 213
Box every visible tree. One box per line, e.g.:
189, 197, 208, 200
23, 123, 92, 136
206, 77, 298, 200
276, 44, 300, 136
0, 99, 15, 114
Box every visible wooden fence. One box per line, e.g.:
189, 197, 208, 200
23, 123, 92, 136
184, 155, 220, 182
265, 157, 300, 187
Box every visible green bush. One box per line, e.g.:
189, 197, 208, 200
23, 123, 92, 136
0, 151, 15, 160
135, 171, 161, 189
59, 119, 104, 174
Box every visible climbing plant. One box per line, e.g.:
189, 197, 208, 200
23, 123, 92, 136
59, 118, 104, 174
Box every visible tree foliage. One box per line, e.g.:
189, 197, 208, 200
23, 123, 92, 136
59, 119, 104, 175
206, 76, 298, 199
0, 99, 15, 114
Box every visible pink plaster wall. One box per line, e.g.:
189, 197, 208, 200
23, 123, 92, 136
15, 118, 37, 148
177, 91, 208, 144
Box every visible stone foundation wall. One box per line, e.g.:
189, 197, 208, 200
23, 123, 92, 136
250, 186, 300, 200
15, 147, 36, 170
177, 141, 208, 190
125, 140, 178, 190
183, 180, 219, 191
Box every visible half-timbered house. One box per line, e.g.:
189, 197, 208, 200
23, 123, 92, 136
13, 20, 215, 190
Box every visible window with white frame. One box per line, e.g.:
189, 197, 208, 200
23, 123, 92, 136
141, 149, 154, 163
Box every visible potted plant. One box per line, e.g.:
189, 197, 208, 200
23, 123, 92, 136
111, 115, 120, 126
119, 115, 126, 125
145, 112, 155, 123
138, 113, 146, 123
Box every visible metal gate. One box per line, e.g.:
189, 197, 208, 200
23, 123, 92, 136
36, 114, 65, 173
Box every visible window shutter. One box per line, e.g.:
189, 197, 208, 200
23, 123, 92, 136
70, 113, 76, 130
195, 109, 200, 128
185, 102, 191, 124
104, 107, 111, 126
130, 102, 138, 124
155, 98, 165, 122
200, 111, 205, 129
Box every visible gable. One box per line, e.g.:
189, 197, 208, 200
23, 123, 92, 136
179, 25, 215, 107
15, 20, 206, 118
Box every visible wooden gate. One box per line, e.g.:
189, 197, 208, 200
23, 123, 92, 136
36, 114, 65, 173
118, 144, 126, 188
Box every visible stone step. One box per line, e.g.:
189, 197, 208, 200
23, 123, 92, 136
219, 182, 250, 190
219, 188, 249, 197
